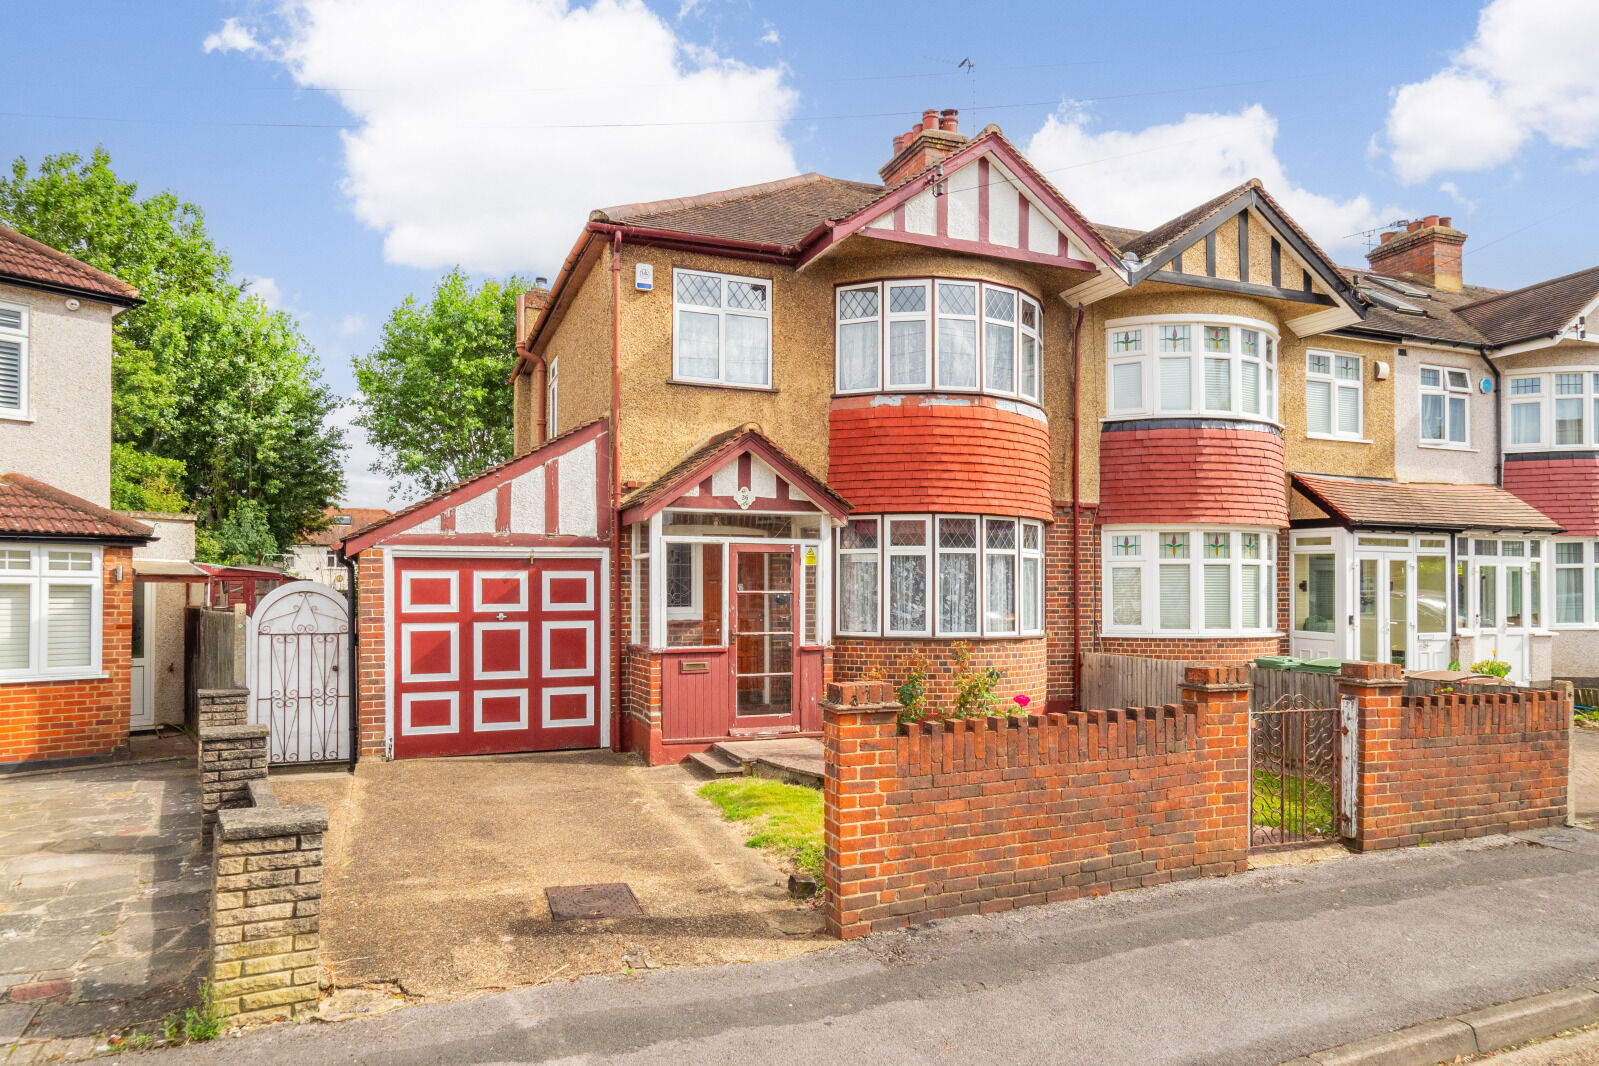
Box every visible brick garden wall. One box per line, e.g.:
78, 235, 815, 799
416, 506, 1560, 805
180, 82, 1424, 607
832, 637, 1046, 716
197, 687, 248, 731
822, 667, 1252, 938
0, 546, 135, 767
1343, 662, 1570, 850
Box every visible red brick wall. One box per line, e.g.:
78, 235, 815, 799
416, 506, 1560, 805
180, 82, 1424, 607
832, 636, 1046, 716
1344, 663, 1569, 850
1504, 457, 1599, 537
354, 551, 386, 757
0, 546, 134, 766
822, 667, 1252, 938
1097, 424, 1287, 526
828, 395, 1052, 520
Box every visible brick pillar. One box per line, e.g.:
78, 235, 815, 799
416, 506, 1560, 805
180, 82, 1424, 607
1338, 661, 1405, 852
821, 680, 900, 940
197, 687, 249, 730
1179, 665, 1253, 869
199, 724, 269, 834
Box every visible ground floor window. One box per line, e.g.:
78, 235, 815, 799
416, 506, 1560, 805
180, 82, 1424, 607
837, 514, 1044, 638
1103, 526, 1276, 637
1553, 538, 1599, 627
0, 543, 101, 679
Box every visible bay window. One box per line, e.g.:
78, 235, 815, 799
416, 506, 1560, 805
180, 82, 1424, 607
1307, 350, 1363, 440
1506, 371, 1599, 451
673, 268, 772, 387
1419, 365, 1470, 445
1554, 540, 1599, 626
0, 544, 101, 679
836, 279, 1042, 404
836, 514, 1045, 638
1103, 526, 1277, 636
1105, 315, 1278, 422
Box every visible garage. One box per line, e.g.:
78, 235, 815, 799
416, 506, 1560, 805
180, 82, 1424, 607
341, 420, 613, 760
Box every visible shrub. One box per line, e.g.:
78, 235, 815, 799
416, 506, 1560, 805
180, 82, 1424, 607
896, 657, 930, 724
1470, 653, 1512, 678
949, 642, 1002, 718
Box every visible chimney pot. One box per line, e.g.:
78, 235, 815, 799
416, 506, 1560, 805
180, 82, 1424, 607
1381, 231, 1396, 244
940, 108, 959, 132
1407, 220, 1423, 233
535, 276, 548, 288
922, 108, 939, 131
1367, 211, 1467, 292
1422, 214, 1440, 228
892, 133, 905, 153
1439, 216, 1452, 229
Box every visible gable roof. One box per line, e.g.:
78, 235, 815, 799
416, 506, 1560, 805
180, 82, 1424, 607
1455, 264, 1599, 346
620, 423, 850, 524
0, 473, 153, 542
0, 224, 141, 306
1291, 473, 1561, 533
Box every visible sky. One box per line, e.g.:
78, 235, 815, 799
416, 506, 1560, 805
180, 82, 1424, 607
6, 0, 1599, 509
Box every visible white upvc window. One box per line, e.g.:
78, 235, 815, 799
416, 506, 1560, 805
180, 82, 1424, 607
0, 302, 28, 419
1509, 375, 1543, 446
1419, 364, 1470, 446
836, 514, 1045, 639
0, 544, 102, 680
1104, 315, 1278, 423
1551, 538, 1599, 628
1102, 526, 1277, 637
545, 357, 559, 440
836, 279, 1042, 404
1306, 350, 1363, 440
1506, 370, 1599, 451
672, 268, 772, 387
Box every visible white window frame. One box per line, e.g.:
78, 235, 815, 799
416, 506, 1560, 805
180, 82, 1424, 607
663, 541, 703, 622
835, 278, 1043, 405
0, 543, 103, 681
836, 517, 882, 637
545, 356, 559, 440
1306, 349, 1364, 441
1504, 369, 1599, 452
1102, 314, 1280, 425
1100, 525, 1278, 638
1552, 538, 1599, 628
671, 268, 772, 388
0, 300, 28, 420
1418, 363, 1471, 447
834, 513, 1046, 639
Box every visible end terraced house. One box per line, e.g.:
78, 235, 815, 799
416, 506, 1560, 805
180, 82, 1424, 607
341, 108, 1599, 765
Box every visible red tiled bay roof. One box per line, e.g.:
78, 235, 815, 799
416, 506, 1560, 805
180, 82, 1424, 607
0, 473, 153, 541
0, 224, 141, 305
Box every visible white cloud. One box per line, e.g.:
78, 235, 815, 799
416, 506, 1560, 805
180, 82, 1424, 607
206, 0, 798, 273
328, 403, 398, 508
202, 17, 266, 55
240, 274, 285, 310
1384, 0, 1599, 183
1026, 103, 1397, 256
759, 23, 779, 45
338, 313, 368, 337
1439, 180, 1477, 213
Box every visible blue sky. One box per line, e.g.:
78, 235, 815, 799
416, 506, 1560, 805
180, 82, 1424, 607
6, 0, 1599, 507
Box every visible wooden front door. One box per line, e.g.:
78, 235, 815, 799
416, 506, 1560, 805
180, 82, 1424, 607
730, 544, 798, 731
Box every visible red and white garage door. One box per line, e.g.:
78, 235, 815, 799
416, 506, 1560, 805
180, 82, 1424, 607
391, 554, 605, 758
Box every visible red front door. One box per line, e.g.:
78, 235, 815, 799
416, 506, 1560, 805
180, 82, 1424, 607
730, 545, 799, 730
391, 556, 603, 758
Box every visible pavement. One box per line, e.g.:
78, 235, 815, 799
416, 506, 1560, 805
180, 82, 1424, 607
0, 760, 208, 1057
1473, 1026, 1599, 1064
1574, 728, 1598, 828
268, 750, 826, 1004
127, 825, 1599, 1066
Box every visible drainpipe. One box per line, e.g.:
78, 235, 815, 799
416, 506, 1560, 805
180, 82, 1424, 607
1479, 346, 1502, 486
342, 552, 359, 771
1069, 305, 1084, 709
610, 231, 624, 752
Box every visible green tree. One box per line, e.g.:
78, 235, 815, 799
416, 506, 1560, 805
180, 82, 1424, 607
353, 268, 525, 498
0, 148, 344, 547
207, 499, 277, 566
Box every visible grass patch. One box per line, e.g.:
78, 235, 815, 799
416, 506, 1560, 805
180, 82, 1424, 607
1253, 771, 1337, 838
698, 777, 824, 881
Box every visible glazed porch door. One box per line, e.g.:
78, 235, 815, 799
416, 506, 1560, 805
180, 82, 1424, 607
731, 544, 798, 730
1355, 554, 1410, 668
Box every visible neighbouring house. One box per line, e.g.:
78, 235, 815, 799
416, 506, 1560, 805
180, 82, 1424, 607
341, 107, 1595, 767
0, 223, 157, 768
284, 507, 390, 591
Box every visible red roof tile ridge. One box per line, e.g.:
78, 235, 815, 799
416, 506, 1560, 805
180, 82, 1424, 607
0, 224, 141, 303
593, 173, 879, 226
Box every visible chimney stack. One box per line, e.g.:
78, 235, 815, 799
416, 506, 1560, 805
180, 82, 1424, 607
1365, 214, 1467, 292
879, 107, 968, 187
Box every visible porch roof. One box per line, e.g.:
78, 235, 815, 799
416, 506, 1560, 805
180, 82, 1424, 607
620, 424, 850, 526
1290, 473, 1563, 534
0, 473, 153, 543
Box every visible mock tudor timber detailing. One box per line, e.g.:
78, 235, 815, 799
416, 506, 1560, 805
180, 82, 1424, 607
822, 668, 1252, 939
1096, 421, 1287, 527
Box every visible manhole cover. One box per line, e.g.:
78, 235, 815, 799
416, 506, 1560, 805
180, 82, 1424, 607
546, 883, 643, 921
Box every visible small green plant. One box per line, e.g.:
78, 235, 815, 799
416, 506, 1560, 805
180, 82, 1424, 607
1446, 659, 1462, 671
949, 642, 1003, 718
896, 657, 930, 724
160, 983, 225, 1044
1470, 651, 1512, 678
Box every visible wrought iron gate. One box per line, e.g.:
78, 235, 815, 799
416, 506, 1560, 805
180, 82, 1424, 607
1249, 696, 1347, 849
247, 581, 351, 765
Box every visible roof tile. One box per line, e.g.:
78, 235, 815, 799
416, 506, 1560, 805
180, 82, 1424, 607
0, 473, 153, 540
1291, 473, 1561, 533
0, 224, 140, 304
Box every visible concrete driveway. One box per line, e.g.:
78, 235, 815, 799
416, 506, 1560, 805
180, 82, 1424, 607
1576, 728, 1598, 829
0, 760, 208, 1052
271, 751, 825, 1004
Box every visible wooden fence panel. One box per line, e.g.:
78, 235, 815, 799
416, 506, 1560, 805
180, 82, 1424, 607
1080, 653, 1191, 710
185, 606, 243, 725
1252, 668, 1339, 711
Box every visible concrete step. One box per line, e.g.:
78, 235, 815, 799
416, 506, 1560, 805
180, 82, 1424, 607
685, 749, 744, 779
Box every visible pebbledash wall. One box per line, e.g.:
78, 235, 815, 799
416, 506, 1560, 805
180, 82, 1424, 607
0, 546, 134, 767
823, 662, 1570, 938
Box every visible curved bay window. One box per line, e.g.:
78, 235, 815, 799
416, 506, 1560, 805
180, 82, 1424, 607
837, 515, 1044, 638
836, 279, 1042, 404
1106, 314, 1278, 423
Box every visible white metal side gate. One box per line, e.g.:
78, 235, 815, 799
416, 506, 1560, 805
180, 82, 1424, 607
248, 580, 352, 764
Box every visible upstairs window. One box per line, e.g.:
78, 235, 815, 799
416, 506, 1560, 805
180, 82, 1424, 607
673, 269, 772, 388
0, 302, 27, 418
1506, 371, 1599, 450
1307, 350, 1362, 440
546, 356, 559, 439
1105, 316, 1277, 422
836, 279, 1042, 404
1419, 364, 1470, 445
